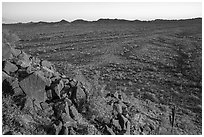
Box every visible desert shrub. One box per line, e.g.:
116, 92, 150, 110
84, 71, 113, 131
2, 94, 53, 135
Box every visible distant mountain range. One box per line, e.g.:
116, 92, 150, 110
2, 18, 202, 25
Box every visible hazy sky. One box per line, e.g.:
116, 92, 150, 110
2, 2, 202, 23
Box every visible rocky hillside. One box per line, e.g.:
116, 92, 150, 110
2, 30, 201, 135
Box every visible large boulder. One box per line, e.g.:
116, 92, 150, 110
19, 72, 47, 108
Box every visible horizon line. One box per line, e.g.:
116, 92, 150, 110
2, 16, 202, 24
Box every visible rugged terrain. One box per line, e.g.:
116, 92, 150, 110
2, 18, 202, 134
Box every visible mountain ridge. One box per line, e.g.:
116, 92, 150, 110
2, 17, 202, 25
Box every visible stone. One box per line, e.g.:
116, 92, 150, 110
17, 52, 31, 68
64, 98, 72, 106
69, 79, 78, 87
62, 78, 70, 85
41, 60, 55, 72
36, 71, 52, 86
113, 102, 123, 114
76, 86, 86, 103
19, 114, 34, 126
3, 61, 18, 74
43, 69, 53, 79
26, 66, 35, 74
11, 48, 21, 57
53, 101, 66, 118
2, 43, 13, 61
51, 79, 64, 98
11, 79, 19, 89
63, 126, 69, 135
69, 105, 79, 121
61, 113, 75, 123
40, 102, 51, 110
19, 72, 47, 108
124, 121, 131, 135
46, 89, 53, 100
13, 87, 24, 96
2, 71, 11, 82
105, 125, 115, 135
112, 119, 122, 130
54, 121, 63, 135
53, 72, 61, 78
58, 80, 65, 97
51, 75, 61, 82
24, 97, 34, 110
118, 114, 129, 131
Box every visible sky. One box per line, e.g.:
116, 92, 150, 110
2, 2, 202, 23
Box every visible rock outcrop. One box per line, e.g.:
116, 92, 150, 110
2, 40, 99, 135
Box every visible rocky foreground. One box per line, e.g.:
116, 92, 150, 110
2, 31, 201, 135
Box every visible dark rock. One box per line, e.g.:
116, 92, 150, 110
46, 89, 53, 100
55, 80, 64, 98
53, 101, 66, 119
3, 61, 18, 74
51, 75, 61, 82
54, 121, 63, 135
2, 76, 16, 95
124, 121, 131, 135
118, 114, 129, 131
19, 72, 47, 108
50, 79, 64, 98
